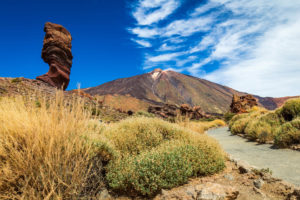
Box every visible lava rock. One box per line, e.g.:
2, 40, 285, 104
36, 22, 73, 90
230, 94, 258, 114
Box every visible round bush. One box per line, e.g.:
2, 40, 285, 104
274, 122, 300, 147
103, 117, 225, 196
230, 117, 251, 135
279, 98, 300, 121
106, 140, 225, 196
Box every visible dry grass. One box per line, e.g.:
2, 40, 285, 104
0, 92, 104, 200
178, 119, 226, 134
0, 92, 227, 198
229, 98, 300, 146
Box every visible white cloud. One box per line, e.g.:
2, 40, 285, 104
133, 0, 180, 25
130, 27, 158, 38
158, 43, 182, 51
148, 52, 183, 62
204, 10, 300, 97
132, 39, 152, 48
191, 1, 220, 17
176, 56, 197, 67
163, 16, 213, 37
129, 0, 300, 97
189, 35, 215, 53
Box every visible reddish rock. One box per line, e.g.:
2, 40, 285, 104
36, 22, 73, 90
230, 94, 258, 114
148, 103, 210, 119
180, 104, 211, 119
148, 104, 178, 118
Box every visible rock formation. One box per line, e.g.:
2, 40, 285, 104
230, 94, 258, 113
148, 104, 178, 118
148, 103, 210, 119
36, 22, 73, 90
180, 104, 211, 119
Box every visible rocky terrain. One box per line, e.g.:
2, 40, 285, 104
148, 103, 211, 119
0, 77, 129, 122
97, 159, 300, 200
83, 69, 297, 114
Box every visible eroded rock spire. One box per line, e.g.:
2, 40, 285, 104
36, 22, 73, 90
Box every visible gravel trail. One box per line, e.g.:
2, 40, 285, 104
207, 127, 300, 186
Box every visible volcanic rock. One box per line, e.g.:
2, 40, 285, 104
180, 104, 211, 119
148, 103, 210, 120
148, 104, 178, 118
230, 94, 258, 114
36, 22, 73, 90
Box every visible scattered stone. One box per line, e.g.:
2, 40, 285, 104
230, 94, 258, 114
253, 187, 266, 198
224, 174, 234, 181
253, 179, 265, 189
196, 183, 239, 200
36, 22, 73, 90
97, 188, 112, 200
236, 160, 252, 174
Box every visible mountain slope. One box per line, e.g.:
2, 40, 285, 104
83, 69, 297, 114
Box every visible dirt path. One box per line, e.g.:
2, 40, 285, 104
207, 127, 300, 186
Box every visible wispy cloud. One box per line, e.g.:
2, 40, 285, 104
128, 0, 300, 97
132, 39, 152, 48
147, 52, 183, 62
132, 0, 180, 25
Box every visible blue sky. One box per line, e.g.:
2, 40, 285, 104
1, 0, 300, 97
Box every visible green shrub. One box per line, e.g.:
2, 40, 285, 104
228, 113, 248, 129
248, 120, 273, 142
11, 77, 23, 83
224, 112, 235, 122
274, 122, 300, 147
230, 117, 250, 135
134, 110, 156, 118
279, 98, 300, 121
291, 118, 300, 129
102, 117, 193, 156
103, 117, 225, 196
106, 140, 225, 196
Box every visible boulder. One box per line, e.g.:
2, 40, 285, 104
148, 103, 210, 120
36, 22, 73, 90
148, 104, 178, 118
230, 94, 258, 114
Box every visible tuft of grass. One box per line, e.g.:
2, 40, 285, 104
134, 110, 156, 118
245, 120, 273, 142
279, 98, 300, 121
102, 117, 225, 196
11, 77, 23, 83
274, 122, 300, 147
178, 119, 226, 134
224, 112, 235, 122
229, 98, 300, 147
0, 92, 105, 199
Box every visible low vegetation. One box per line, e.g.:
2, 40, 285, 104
178, 119, 226, 134
0, 93, 226, 198
99, 117, 225, 196
0, 93, 104, 199
229, 98, 300, 147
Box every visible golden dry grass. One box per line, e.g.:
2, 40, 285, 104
178, 119, 226, 134
0, 92, 104, 200
0, 92, 227, 198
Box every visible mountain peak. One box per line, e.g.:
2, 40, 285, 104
150, 68, 166, 80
